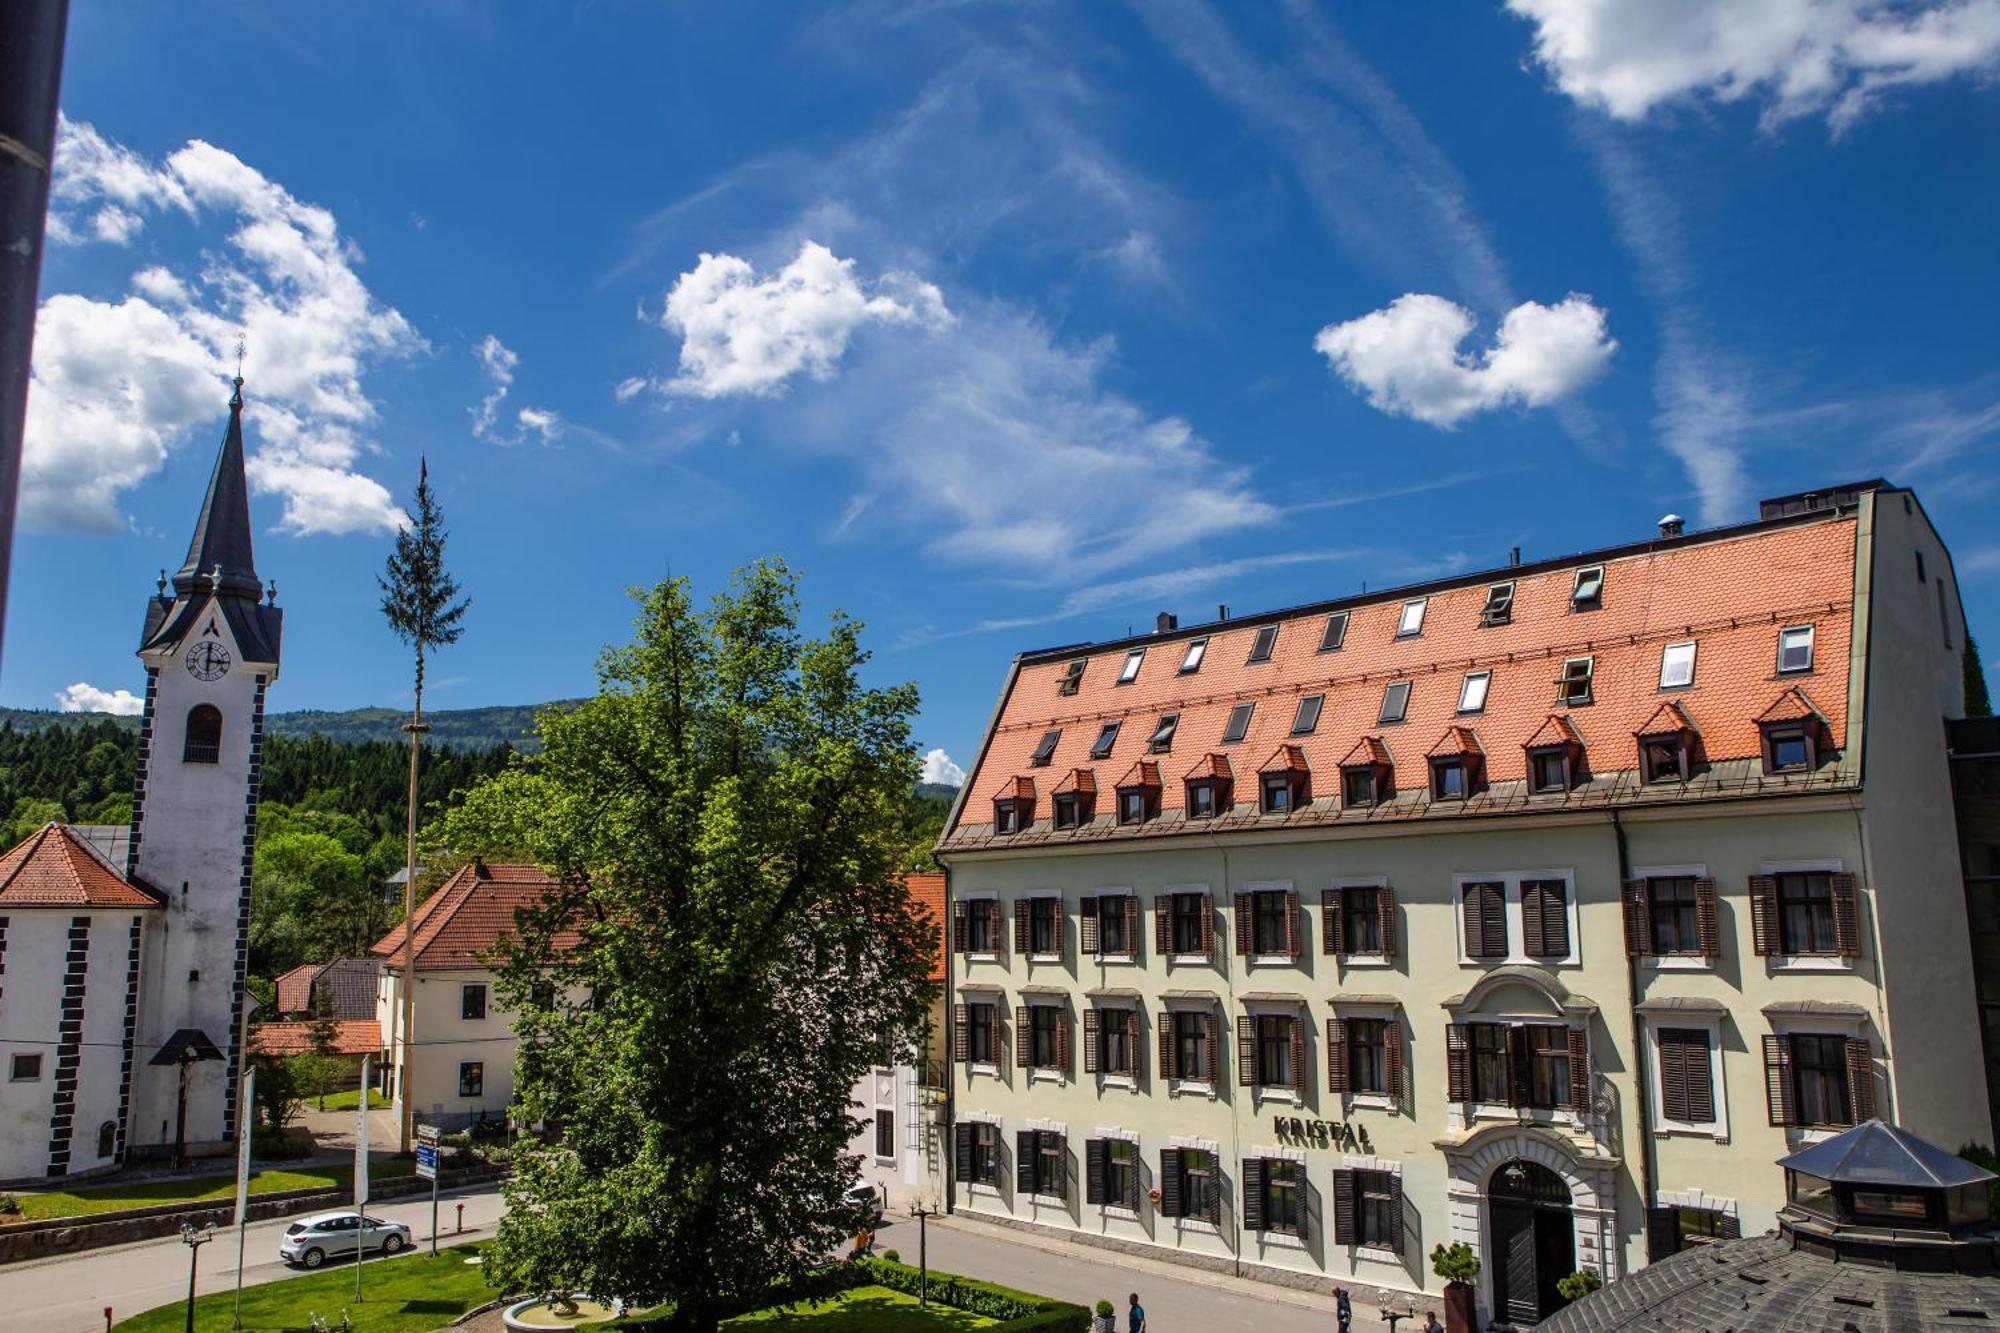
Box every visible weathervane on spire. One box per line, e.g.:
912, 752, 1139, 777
231, 334, 246, 405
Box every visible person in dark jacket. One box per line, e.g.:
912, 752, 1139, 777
1335, 1286, 1353, 1333
1128, 1292, 1146, 1332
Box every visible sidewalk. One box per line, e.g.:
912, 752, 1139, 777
878, 1208, 1421, 1333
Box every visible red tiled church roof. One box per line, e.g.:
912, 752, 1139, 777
248, 1019, 380, 1057
371, 862, 573, 971
0, 824, 159, 909
274, 962, 321, 1014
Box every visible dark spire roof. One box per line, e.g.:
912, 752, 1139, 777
1777, 1117, 1997, 1190
172, 377, 261, 600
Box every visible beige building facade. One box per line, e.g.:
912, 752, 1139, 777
937, 483, 1988, 1326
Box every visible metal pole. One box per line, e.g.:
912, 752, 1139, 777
232, 1065, 255, 1332
430, 1164, 438, 1257
185, 1239, 198, 1333
916, 1206, 928, 1307
356, 1055, 369, 1306
0, 1, 69, 673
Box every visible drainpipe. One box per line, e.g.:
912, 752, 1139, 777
941, 859, 956, 1217
1611, 810, 1657, 1257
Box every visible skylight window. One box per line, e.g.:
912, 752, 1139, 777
1090, 721, 1121, 759
1480, 583, 1515, 627
1118, 648, 1146, 684
1319, 612, 1349, 653
1291, 694, 1324, 736
1030, 729, 1061, 767
1397, 599, 1427, 638
1557, 657, 1594, 706
1572, 566, 1604, 607
1179, 638, 1208, 674
1458, 671, 1490, 714
1660, 641, 1697, 690
1148, 713, 1180, 753
1058, 659, 1086, 696
1222, 702, 1254, 744
1379, 681, 1411, 724
1247, 624, 1279, 664
1778, 625, 1815, 674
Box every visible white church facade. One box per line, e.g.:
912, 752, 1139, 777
0, 380, 278, 1181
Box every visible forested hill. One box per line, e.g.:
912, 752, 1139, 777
0, 699, 575, 750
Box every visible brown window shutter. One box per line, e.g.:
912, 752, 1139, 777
1683, 1031, 1715, 1123
1158, 1013, 1177, 1081
1645, 1205, 1681, 1263
1658, 1029, 1690, 1122
1483, 885, 1508, 958
1080, 896, 1100, 955
1845, 1038, 1876, 1123
1540, 882, 1570, 957
1204, 1012, 1222, 1082
1332, 1168, 1357, 1245
1204, 1160, 1223, 1224
1199, 894, 1216, 958
1085, 1138, 1106, 1206
1016, 1131, 1036, 1195
1285, 889, 1302, 958
1289, 1016, 1306, 1092
1013, 900, 1031, 956
1507, 1026, 1533, 1108
1159, 1148, 1184, 1218
1083, 1008, 1101, 1074
1446, 1023, 1472, 1102
953, 1003, 970, 1064
1522, 882, 1546, 958
952, 900, 969, 954
1237, 1015, 1258, 1087
1567, 1026, 1591, 1113
1694, 879, 1721, 959
1832, 873, 1862, 957
1384, 1019, 1405, 1101
1123, 896, 1141, 956
1015, 1006, 1032, 1070
1461, 886, 1484, 959
1233, 893, 1252, 957
1749, 875, 1780, 955
1241, 1157, 1268, 1232
954, 1123, 974, 1184
1379, 886, 1398, 957
1127, 1009, 1144, 1079
1326, 1017, 1350, 1094
1763, 1033, 1796, 1126
1125, 1147, 1142, 1210
1386, 1172, 1405, 1253
1322, 887, 1343, 955
1154, 894, 1173, 956
1622, 879, 1651, 957
1055, 1007, 1070, 1073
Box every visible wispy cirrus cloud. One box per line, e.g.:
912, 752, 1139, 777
470, 334, 565, 445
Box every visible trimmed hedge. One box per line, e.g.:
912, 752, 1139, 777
858, 1257, 1088, 1332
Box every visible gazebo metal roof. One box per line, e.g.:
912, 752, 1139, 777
1778, 1118, 1997, 1190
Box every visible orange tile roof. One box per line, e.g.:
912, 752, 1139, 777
902, 870, 947, 983
1636, 699, 1699, 737
1428, 725, 1483, 758
948, 511, 1859, 847
1340, 736, 1393, 768
1524, 714, 1584, 750
1116, 760, 1161, 789
1260, 743, 1310, 774
992, 775, 1035, 802
0, 824, 160, 909
1757, 685, 1828, 726
1183, 753, 1232, 782
371, 862, 574, 971
275, 962, 321, 1014
248, 1019, 380, 1057
1052, 767, 1097, 796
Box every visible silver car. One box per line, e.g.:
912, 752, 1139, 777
278, 1210, 413, 1268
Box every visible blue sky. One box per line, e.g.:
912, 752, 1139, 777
12, 0, 2000, 782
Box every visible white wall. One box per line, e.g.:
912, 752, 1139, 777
378, 966, 578, 1131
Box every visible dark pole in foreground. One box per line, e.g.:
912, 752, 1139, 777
179, 1222, 214, 1333
912, 1204, 930, 1307
0, 1, 70, 671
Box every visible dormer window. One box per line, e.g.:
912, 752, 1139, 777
1187, 782, 1220, 818
1090, 721, 1121, 759
1432, 758, 1470, 800
1480, 582, 1515, 627
1642, 734, 1689, 784
1529, 748, 1572, 793
1557, 657, 1594, 706
1029, 729, 1061, 767
1148, 713, 1180, 753
995, 800, 1025, 834
1572, 565, 1604, 608
1222, 702, 1255, 744
1458, 671, 1490, 715
1262, 775, 1293, 813
1115, 761, 1161, 825
1119, 790, 1150, 823
1118, 648, 1146, 684
1338, 738, 1393, 809
1290, 694, 1323, 736
1396, 599, 1426, 638
1342, 768, 1380, 807
1660, 640, 1697, 689
1764, 725, 1814, 773
1052, 768, 1097, 829
1054, 794, 1086, 829
1427, 726, 1483, 801
1778, 625, 1815, 674
1319, 612, 1349, 652
1247, 624, 1279, 664
991, 777, 1035, 833
1257, 745, 1310, 814
1379, 681, 1411, 724
1179, 638, 1208, 673
1058, 658, 1086, 696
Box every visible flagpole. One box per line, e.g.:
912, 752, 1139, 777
356, 1055, 369, 1305
232, 1065, 254, 1332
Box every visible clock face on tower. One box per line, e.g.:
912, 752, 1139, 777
185, 641, 232, 681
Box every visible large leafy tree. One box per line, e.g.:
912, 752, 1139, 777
442, 561, 936, 1331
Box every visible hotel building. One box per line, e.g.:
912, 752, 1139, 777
934, 481, 1989, 1326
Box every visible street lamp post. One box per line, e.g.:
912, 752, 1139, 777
180, 1222, 215, 1333
910, 1203, 931, 1307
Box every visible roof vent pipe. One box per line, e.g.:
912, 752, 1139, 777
1658, 513, 1685, 538
1218, 604, 1229, 622
1156, 611, 1178, 633
1509, 546, 1521, 567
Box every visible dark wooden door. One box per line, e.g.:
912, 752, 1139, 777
1493, 1202, 1540, 1324
1534, 1206, 1576, 1317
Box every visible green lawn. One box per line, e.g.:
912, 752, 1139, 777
313, 1088, 364, 1112
115, 1243, 492, 1332
15, 1158, 415, 1220
722, 1288, 995, 1330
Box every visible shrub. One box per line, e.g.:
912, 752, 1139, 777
1096, 1299, 1114, 1317
1556, 1269, 1602, 1301
251, 1127, 312, 1160
1432, 1241, 1481, 1285
0, 1194, 19, 1217
882, 1248, 900, 1263
859, 1258, 1088, 1332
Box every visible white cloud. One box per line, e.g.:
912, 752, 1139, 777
919, 749, 966, 786
55, 682, 144, 716
27, 119, 421, 536
470, 333, 518, 439
516, 407, 563, 443
613, 375, 650, 402
1506, 0, 2000, 131
1314, 293, 1616, 428
660, 241, 952, 398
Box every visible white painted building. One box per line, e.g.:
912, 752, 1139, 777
848, 871, 951, 1214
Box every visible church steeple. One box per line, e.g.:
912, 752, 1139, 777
172, 377, 261, 601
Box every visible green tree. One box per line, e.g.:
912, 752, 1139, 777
7, 797, 64, 843
1967, 637, 1992, 717
443, 561, 936, 1332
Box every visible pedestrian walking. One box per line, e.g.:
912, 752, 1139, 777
1422, 1312, 1444, 1333
1335, 1286, 1352, 1333
1128, 1291, 1147, 1333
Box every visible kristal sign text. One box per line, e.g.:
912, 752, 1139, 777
1273, 1115, 1371, 1152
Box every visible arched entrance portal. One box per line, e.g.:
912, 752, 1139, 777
1488, 1159, 1574, 1325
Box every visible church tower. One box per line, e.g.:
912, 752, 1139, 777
125, 378, 282, 1158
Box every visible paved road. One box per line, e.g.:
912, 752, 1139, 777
0, 1182, 506, 1333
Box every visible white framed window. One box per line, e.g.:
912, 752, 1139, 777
1179, 638, 1208, 673
1659, 641, 1697, 690
1480, 582, 1515, 627
1457, 671, 1490, 715
1778, 625, 1814, 674
1451, 870, 1580, 966
1760, 857, 1855, 974
1396, 599, 1427, 638
1118, 648, 1146, 684
1379, 680, 1411, 724
1572, 565, 1604, 607
1646, 1018, 1729, 1140
1558, 656, 1594, 705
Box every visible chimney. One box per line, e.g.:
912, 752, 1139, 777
1509, 546, 1521, 567
1218, 604, 1229, 622
1156, 611, 1178, 633
1658, 513, 1685, 538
